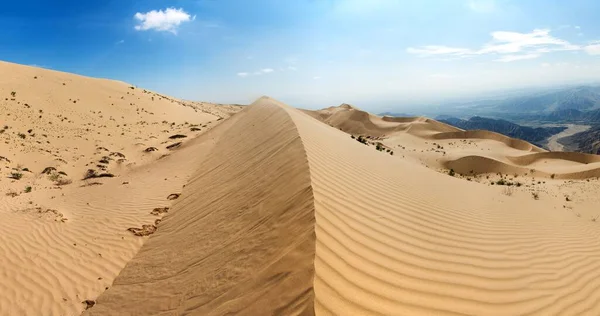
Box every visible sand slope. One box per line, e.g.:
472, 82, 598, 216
294, 100, 600, 315
86, 98, 316, 316
4, 62, 600, 315
0, 61, 241, 315
83, 97, 600, 315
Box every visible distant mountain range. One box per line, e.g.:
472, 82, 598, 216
439, 116, 566, 148
495, 108, 600, 124
559, 126, 600, 154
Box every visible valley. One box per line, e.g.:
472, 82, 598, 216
546, 124, 591, 151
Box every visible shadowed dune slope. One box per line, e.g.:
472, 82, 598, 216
444, 152, 600, 179
87, 98, 316, 315
445, 155, 537, 177
432, 130, 544, 152
508, 152, 600, 165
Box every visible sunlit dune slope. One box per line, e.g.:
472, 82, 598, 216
86, 98, 316, 316
0, 60, 241, 316
88, 97, 600, 315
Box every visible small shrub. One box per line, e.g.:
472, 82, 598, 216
83, 169, 98, 180
532, 192, 539, 200
448, 169, 455, 177
551, 174, 555, 179
24, 186, 32, 193
10, 91, 16, 97
18, 133, 26, 139
48, 173, 60, 181
9, 172, 23, 180
55, 178, 72, 186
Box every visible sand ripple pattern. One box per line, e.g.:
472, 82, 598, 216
286, 101, 600, 315
87, 97, 317, 315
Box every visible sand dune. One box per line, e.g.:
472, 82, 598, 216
508, 151, 600, 165
84, 97, 600, 315
0, 61, 241, 315
86, 98, 316, 316
4, 61, 600, 316
432, 130, 544, 152
301, 104, 454, 137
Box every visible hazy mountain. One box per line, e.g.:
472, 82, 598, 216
559, 126, 600, 154
440, 116, 567, 148
379, 111, 412, 117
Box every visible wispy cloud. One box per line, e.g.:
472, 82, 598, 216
236, 68, 275, 78
134, 8, 194, 34
494, 53, 540, 62
116, 39, 125, 44
313, 76, 321, 80
584, 42, 600, 55
407, 29, 590, 62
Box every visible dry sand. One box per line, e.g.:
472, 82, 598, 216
3, 62, 600, 315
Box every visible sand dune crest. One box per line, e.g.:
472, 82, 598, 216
86, 97, 316, 315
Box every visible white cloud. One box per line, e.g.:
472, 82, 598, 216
313, 76, 321, 80
575, 25, 581, 29
407, 29, 582, 61
238, 68, 276, 77
494, 54, 540, 62
134, 8, 194, 34
585, 43, 600, 55
467, 0, 497, 13
287, 66, 297, 71
480, 29, 579, 54
541, 62, 551, 67
116, 40, 125, 44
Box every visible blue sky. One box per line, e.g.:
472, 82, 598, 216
2, 0, 600, 111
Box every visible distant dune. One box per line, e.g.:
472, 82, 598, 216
3, 62, 600, 315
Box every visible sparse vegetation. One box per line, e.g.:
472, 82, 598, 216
17, 133, 26, 139
448, 169, 455, 177
10, 91, 16, 97
24, 186, 32, 193
82, 169, 114, 180
532, 192, 540, 200
9, 172, 23, 180
55, 178, 73, 186
48, 172, 60, 181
